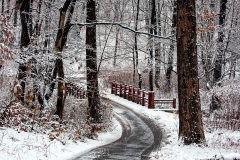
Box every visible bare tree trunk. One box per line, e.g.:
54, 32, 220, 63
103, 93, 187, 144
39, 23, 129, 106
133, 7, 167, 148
213, 0, 227, 86
30, 0, 43, 109
44, 0, 53, 49
226, 0, 236, 79
18, 0, 31, 104
154, 1, 161, 90
1, 0, 4, 13
14, 0, 18, 27
86, 0, 101, 123
113, 1, 119, 66
211, 0, 227, 112
149, 0, 156, 91
29, 0, 33, 37
177, 0, 205, 145
6, 0, 10, 18
45, 0, 76, 118
166, 0, 176, 91
134, 0, 142, 89
57, 0, 76, 118
113, 28, 119, 66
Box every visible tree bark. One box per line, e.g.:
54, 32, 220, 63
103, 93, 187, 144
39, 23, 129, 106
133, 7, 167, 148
14, 0, 18, 27
86, 0, 101, 123
18, 0, 31, 104
1, 0, 4, 13
113, 1, 119, 66
55, 0, 76, 118
211, 0, 227, 112
213, 0, 227, 86
134, 0, 142, 89
149, 0, 156, 91
113, 28, 119, 66
166, 0, 176, 91
154, 1, 161, 90
177, 0, 205, 144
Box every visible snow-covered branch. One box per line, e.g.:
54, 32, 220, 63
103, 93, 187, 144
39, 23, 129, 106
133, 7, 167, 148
70, 21, 176, 41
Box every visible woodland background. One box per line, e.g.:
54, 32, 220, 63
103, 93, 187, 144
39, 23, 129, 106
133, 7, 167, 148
0, 0, 239, 146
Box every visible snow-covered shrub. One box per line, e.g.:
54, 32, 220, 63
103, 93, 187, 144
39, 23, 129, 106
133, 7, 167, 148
63, 96, 114, 139
207, 130, 240, 150
0, 14, 15, 68
202, 80, 240, 131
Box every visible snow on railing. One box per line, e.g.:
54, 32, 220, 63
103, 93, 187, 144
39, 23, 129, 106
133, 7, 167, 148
111, 81, 176, 109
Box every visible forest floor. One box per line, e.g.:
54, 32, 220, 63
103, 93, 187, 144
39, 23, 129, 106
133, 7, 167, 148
0, 91, 240, 160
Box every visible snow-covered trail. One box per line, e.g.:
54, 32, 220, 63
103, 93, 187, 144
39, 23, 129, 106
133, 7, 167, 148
73, 99, 162, 160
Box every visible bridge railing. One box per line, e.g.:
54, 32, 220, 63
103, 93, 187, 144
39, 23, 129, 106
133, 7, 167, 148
111, 81, 176, 109
65, 82, 87, 99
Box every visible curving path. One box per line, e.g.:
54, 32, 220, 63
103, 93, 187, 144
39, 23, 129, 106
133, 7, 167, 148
73, 100, 162, 160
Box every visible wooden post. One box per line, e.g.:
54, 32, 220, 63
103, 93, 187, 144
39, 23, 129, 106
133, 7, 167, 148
114, 83, 117, 95
136, 88, 140, 104
111, 81, 115, 94
132, 88, 135, 102
173, 98, 176, 108
124, 84, 127, 99
142, 90, 145, 106
148, 91, 154, 109
128, 85, 132, 100
120, 84, 123, 97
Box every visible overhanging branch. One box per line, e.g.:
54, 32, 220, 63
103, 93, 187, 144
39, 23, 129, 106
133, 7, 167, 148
70, 21, 176, 41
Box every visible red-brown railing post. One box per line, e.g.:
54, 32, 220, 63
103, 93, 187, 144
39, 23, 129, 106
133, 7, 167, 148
173, 98, 176, 108
128, 86, 132, 100
132, 88, 135, 102
111, 81, 115, 94
142, 90, 145, 106
114, 83, 117, 95
148, 91, 155, 109
136, 88, 140, 104
124, 84, 127, 99
120, 84, 123, 97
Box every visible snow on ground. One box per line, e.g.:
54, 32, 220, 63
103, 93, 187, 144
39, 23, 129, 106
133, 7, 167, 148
0, 118, 121, 160
105, 93, 240, 160
0, 91, 240, 160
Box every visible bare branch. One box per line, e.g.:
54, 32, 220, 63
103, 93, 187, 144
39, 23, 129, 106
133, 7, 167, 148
71, 21, 176, 41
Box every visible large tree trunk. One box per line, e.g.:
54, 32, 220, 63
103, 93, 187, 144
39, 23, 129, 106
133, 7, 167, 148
86, 0, 101, 123
177, 0, 205, 145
